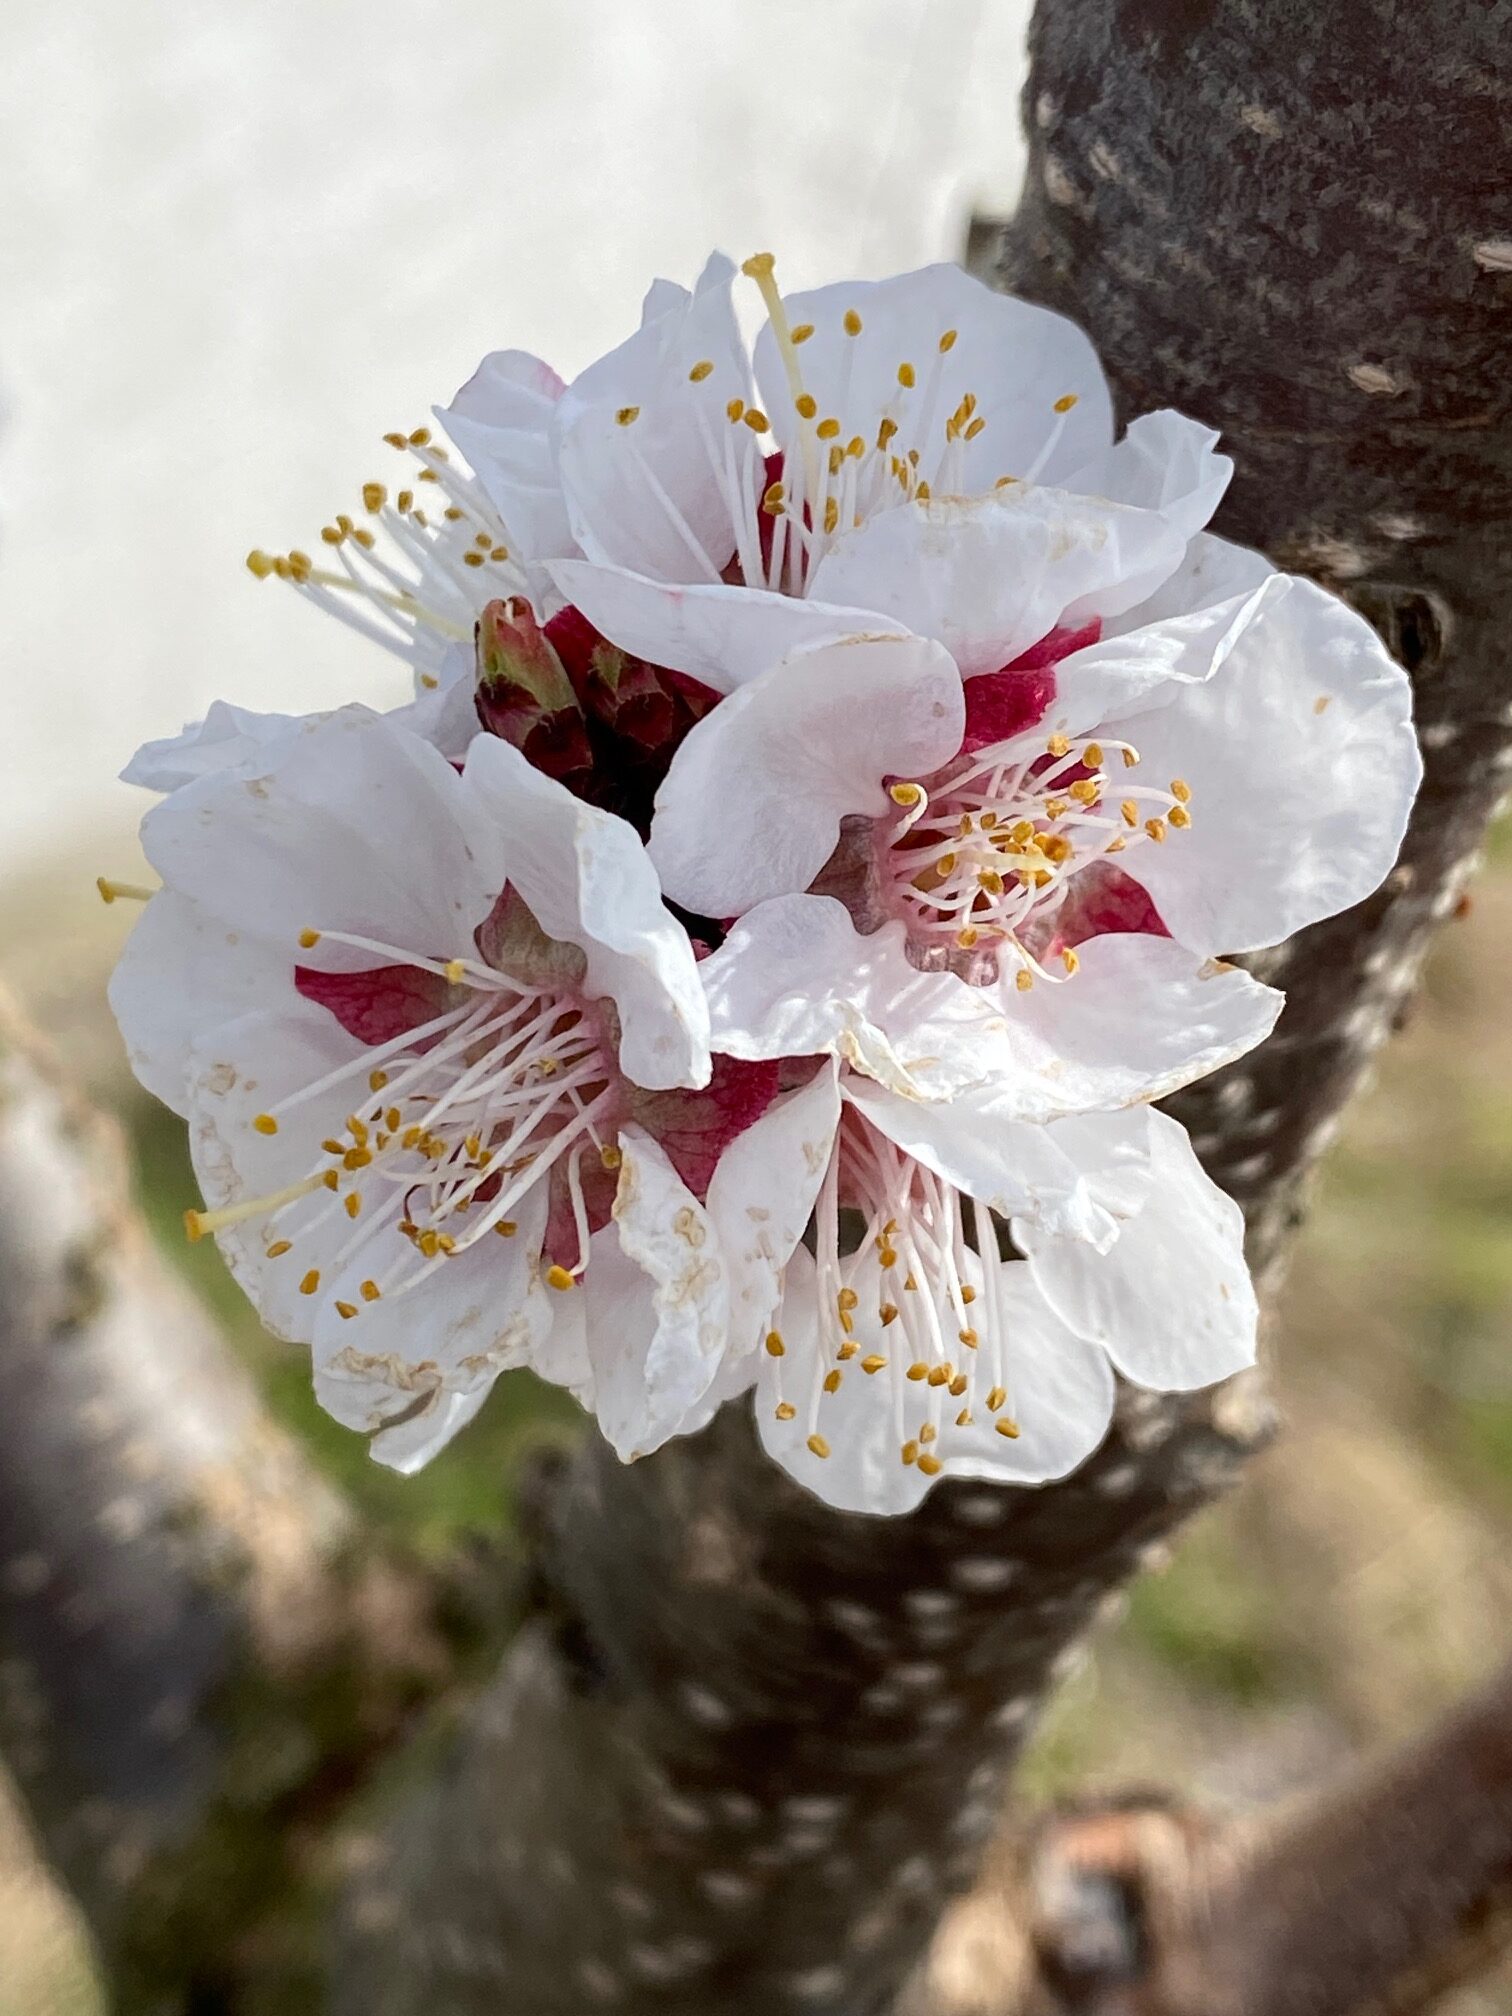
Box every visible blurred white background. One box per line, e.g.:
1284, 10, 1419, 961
0, 0, 1030, 881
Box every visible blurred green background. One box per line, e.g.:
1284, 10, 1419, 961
2, 826, 1510, 2013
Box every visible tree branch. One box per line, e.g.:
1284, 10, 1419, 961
330, 3, 1512, 2012
0, 989, 456, 2008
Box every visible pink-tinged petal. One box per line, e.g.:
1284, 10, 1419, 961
753, 264, 1112, 493
1100, 576, 1422, 955
312, 1178, 554, 1474
461, 735, 710, 1092
626, 1052, 782, 1199
756, 1246, 1115, 1514
548, 558, 907, 693
648, 632, 963, 917
1063, 409, 1232, 547
698, 896, 1012, 1100
956, 622, 1103, 753
584, 1126, 732, 1460
807, 490, 1186, 676
1017, 1108, 1257, 1391
294, 963, 454, 1047
554, 254, 754, 584
1024, 860, 1169, 955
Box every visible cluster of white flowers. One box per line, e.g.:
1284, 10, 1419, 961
108, 254, 1420, 1514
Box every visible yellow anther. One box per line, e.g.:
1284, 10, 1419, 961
901, 1440, 919, 1466
383, 431, 408, 448
795, 393, 818, 419
615, 402, 641, 426
287, 550, 313, 581
397, 488, 414, 512
775, 1402, 797, 1422
815, 417, 841, 441
978, 868, 1004, 897
807, 1434, 831, 1460
366, 1069, 388, 1093
823, 1369, 843, 1394
495, 1219, 518, 1237
878, 1244, 898, 1269
689, 359, 715, 382
919, 1422, 938, 1444
861, 1354, 888, 1375
915, 481, 931, 501
877, 418, 898, 450
299, 1270, 321, 1296
986, 1385, 1007, 1412
600, 1142, 623, 1171
1084, 743, 1104, 768
297, 929, 322, 952
823, 497, 840, 534
490, 545, 510, 562
1169, 805, 1192, 829
1047, 732, 1071, 758
1062, 946, 1081, 976
1171, 777, 1192, 803
838, 1340, 859, 1361
344, 1147, 373, 1170
949, 1373, 969, 1397
741, 251, 776, 278
907, 1362, 929, 1383
836, 1287, 859, 1313
463, 551, 485, 568
918, 1453, 943, 1477
897, 362, 917, 388
345, 1193, 361, 1220
96, 877, 155, 905
546, 1264, 575, 1291
1053, 393, 1079, 413
903, 1271, 919, 1291
956, 1408, 974, 1428
335, 1300, 358, 1320
321, 526, 344, 547
995, 1417, 1022, 1440
956, 927, 980, 950
791, 323, 814, 344
408, 426, 432, 446
1121, 800, 1140, 827
1123, 746, 1140, 768
938, 328, 958, 352
847, 435, 864, 458
889, 780, 923, 807
1145, 816, 1168, 843
879, 1304, 899, 1327
957, 1330, 978, 1351
361, 482, 386, 513
1016, 969, 1034, 993
444, 959, 466, 983
1069, 778, 1100, 804
387, 1108, 402, 1133
252, 1113, 278, 1136
360, 1279, 381, 1302
321, 1171, 339, 1191
761, 481, 786, 515
726, 397, 746, 423
1046, 797, 1068, 821
264, 1238, 291, 1259
965, 416, 986, 440
1042, 834, 1073, 864
744, 407, 770, 432
765, 1331, 786, 1358
245, 548, 275, 579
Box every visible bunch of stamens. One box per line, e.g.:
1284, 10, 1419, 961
244, 427, 524, 685
184, 930, 622, 1324
763, 1116, 1021, 1473
886, 730, 1192, 986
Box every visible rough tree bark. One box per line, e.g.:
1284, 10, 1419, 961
1, 1, 1508, 2012
328, 2, 1512, 2013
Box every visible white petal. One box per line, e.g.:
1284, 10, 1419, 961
699, 896, 1013, 1099
1063, 409, 1232, 548
108, 891, 290, 1116
1103, 529, 1276, 638
981, 933, 1284, 1120
754, 264, 1112, 492
547, 558, 906, 692
755, 1246, 1115, 1514
461, 736, 710, 1091
842, 1076, 1122, 1247
385, 641, 481, 760
121, 700, 314, 792
439, 350, 575, 566
1018, 1108, 1257, 1390
313, 1178, 554, 1474
648, 632, 963, 916
583, 1126, 731, 1460
1100, 575, 1422, 954
142, 706, 500, 962
554, 253, 755, 583
808, 489, 1186, 676
1045, 573, 1281, 737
